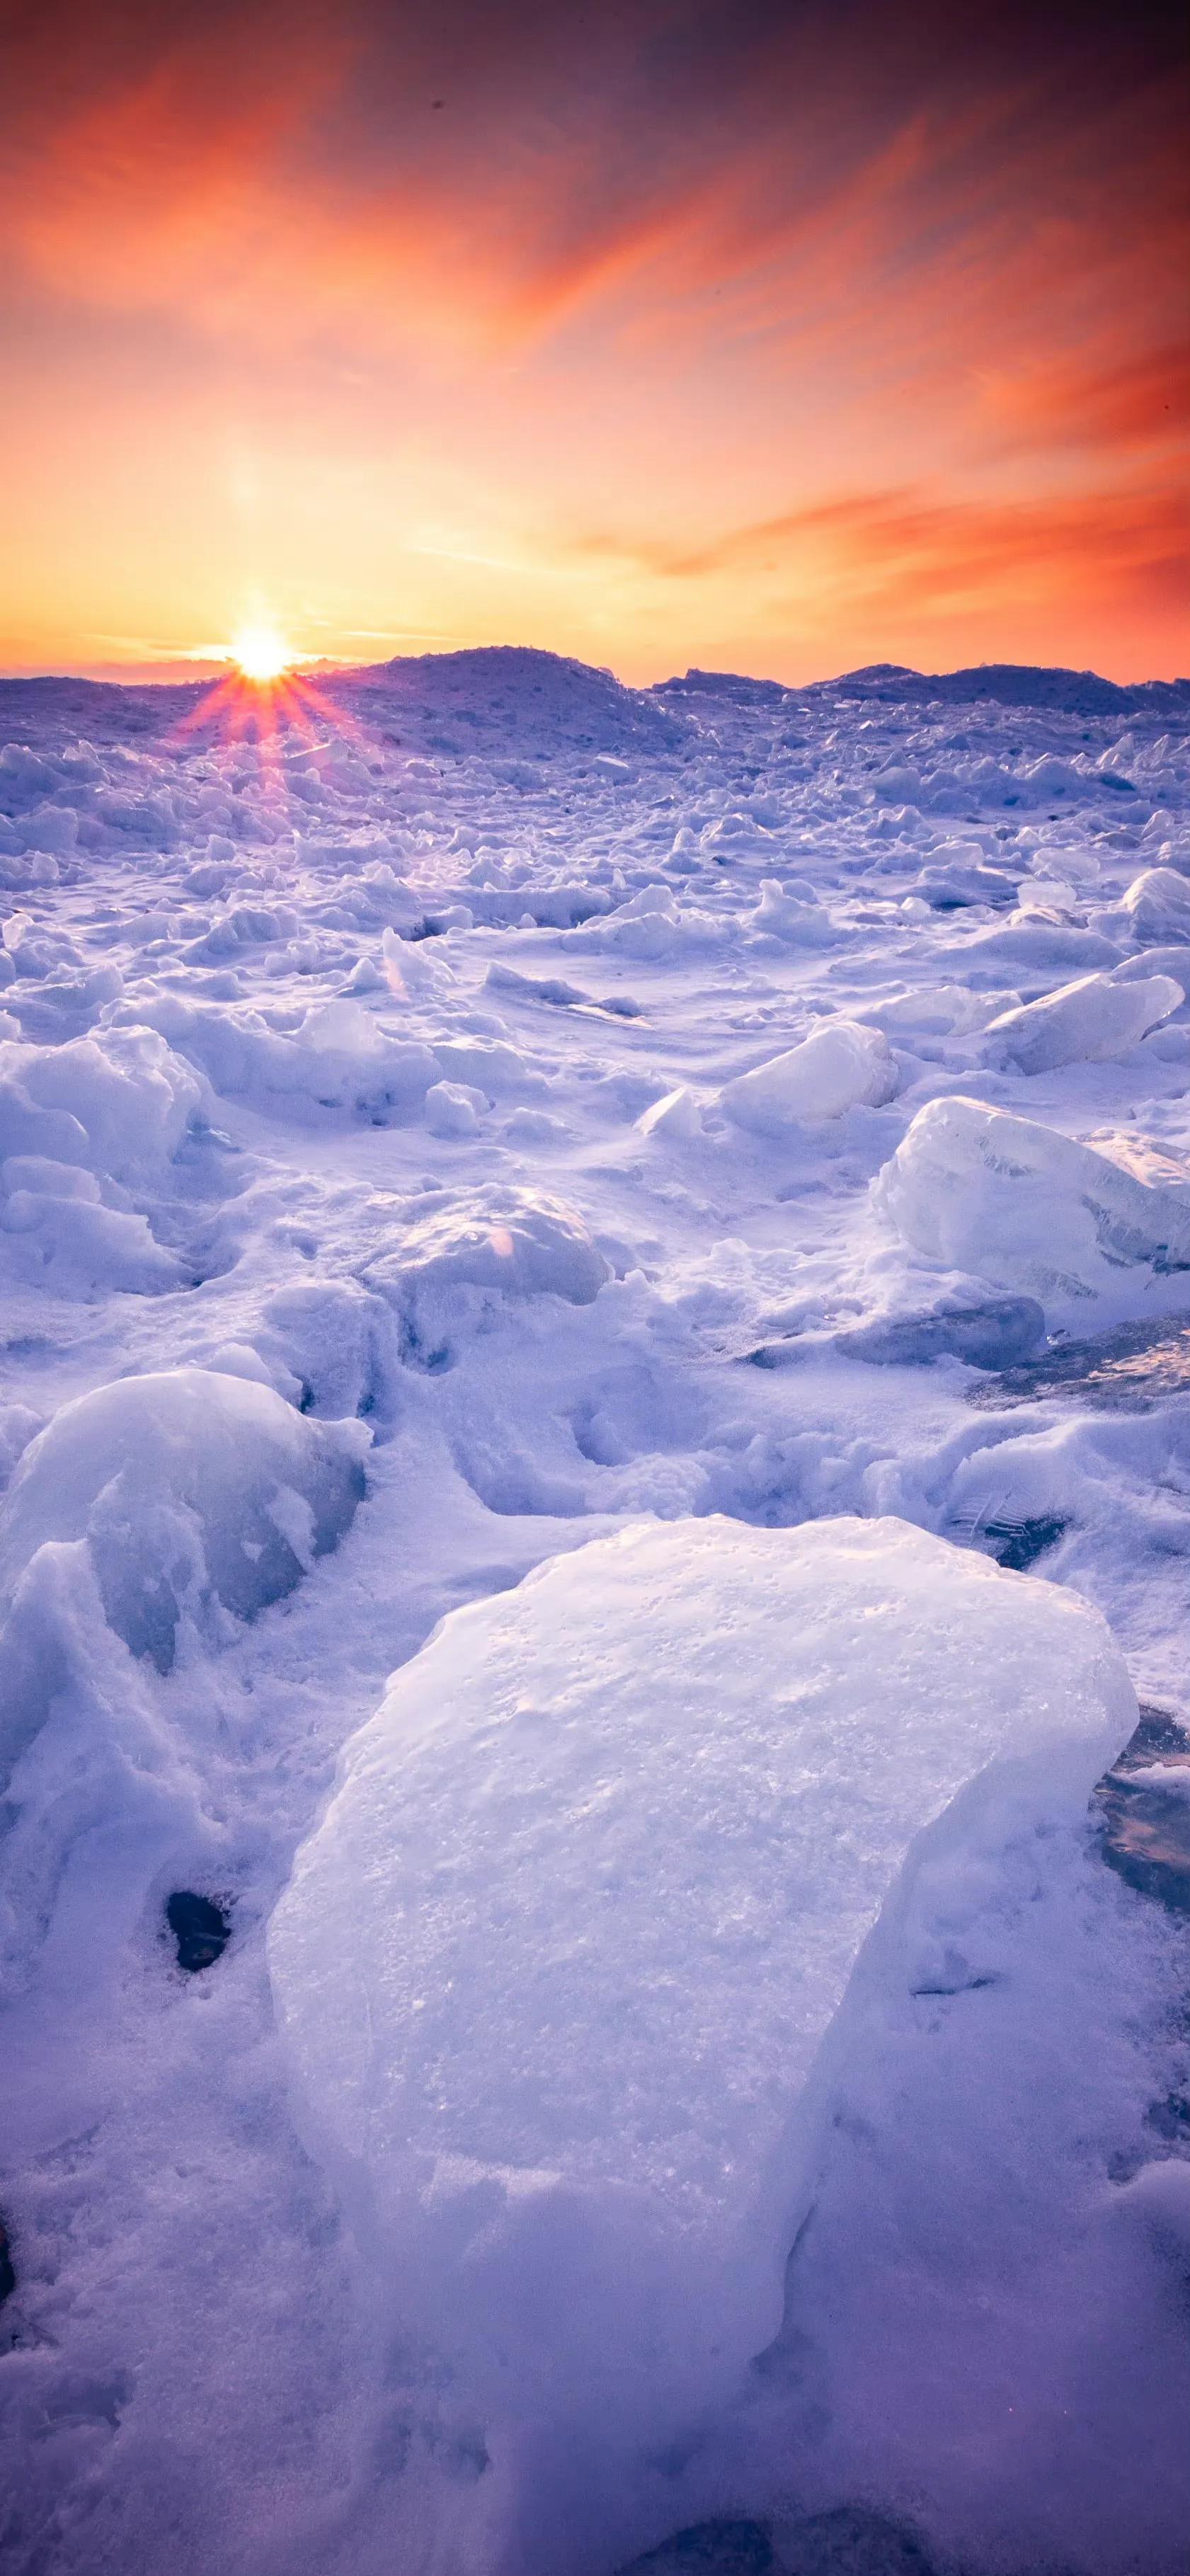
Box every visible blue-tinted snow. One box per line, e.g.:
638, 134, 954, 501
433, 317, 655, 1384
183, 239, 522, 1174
1, 646, 1189, 2576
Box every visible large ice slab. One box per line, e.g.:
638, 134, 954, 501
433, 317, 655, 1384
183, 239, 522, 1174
721, 1018, 898, 1131
875, 1095, 1190, 1306
985, 970, 1182, 1073
269, 1514, 1131, 2464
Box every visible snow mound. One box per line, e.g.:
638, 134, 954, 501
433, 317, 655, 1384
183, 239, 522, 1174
0, 1368, 369, 1728
366, 1184, 610, 1344
139, 992, 440, 1121
333, 646, 688, 760
875, 1097, 1190, 1305
269, 1514, 1131, 2471
0, 1158, 183, 1293
748, 878, 837, 945
0, 1024, 207, 1177
985, 971, 1182, 1073
722, 1019, 898, 1131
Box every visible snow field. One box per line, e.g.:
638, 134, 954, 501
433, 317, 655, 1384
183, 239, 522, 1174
0, 648, 1188, 2576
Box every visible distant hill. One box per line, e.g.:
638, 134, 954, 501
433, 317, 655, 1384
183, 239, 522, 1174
810, 662, 1190, 718
1, 647, 1186, 750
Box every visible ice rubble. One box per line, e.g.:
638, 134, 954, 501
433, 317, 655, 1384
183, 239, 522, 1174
270, 1513, 1132, 2469
3, 653, 1189, 2575
875, 1096, 1190, 1306
721, 1019, 898, 1132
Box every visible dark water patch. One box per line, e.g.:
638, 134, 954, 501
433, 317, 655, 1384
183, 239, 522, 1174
837, 1295, 1045, 1372
983, 1515, 1067, 1572
619, 2507, 945, 2575
968, 1317, 1190, 1412
1093, 1705, 1190, 1916
1145, 2091, 1190, 2143
166, 1890, 231, 1973
620, 2526, 774, 2575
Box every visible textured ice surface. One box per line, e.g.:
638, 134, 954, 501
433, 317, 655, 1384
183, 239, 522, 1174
875, 1095, 1190, 1307
270, 1515, 1131, 2461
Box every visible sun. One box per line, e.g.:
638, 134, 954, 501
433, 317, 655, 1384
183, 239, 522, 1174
230, 623, 291, 683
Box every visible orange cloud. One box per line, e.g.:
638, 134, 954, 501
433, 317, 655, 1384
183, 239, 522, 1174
578, 477, 1189, 631
0, 0, 1186, 680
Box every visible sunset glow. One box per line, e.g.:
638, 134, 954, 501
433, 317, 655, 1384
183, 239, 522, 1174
0, 1, 1186, 683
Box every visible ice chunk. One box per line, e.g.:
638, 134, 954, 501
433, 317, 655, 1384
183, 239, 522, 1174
875, 1097, 1190, 1305
721, 1019, 898, 1132
0, 1368, 369, 1731
269, 1516, 1131, 2468
984, 971, 1182, 1072
1122, 867, 1190, 943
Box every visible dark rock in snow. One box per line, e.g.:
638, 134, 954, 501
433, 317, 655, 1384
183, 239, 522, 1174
0, 2215, 14, 2306
166, 1890, 231, 1973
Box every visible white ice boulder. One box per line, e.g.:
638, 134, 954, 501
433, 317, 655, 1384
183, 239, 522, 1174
268, 1515, 1131, 2467
0, 1368, 369, 1739
721, 1018, 898, 1132
984, 971, 1182, 1072
874, 1095, 1190, 1304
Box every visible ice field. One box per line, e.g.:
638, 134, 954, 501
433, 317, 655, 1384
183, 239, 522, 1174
1, 646, 1189, 2576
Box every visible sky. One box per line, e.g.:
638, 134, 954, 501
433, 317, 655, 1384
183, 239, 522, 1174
0, 0, 1186, 686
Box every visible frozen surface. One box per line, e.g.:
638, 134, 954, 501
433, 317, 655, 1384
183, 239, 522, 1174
270, 1516, 1131, 2473
1, 647, 1189, 2576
